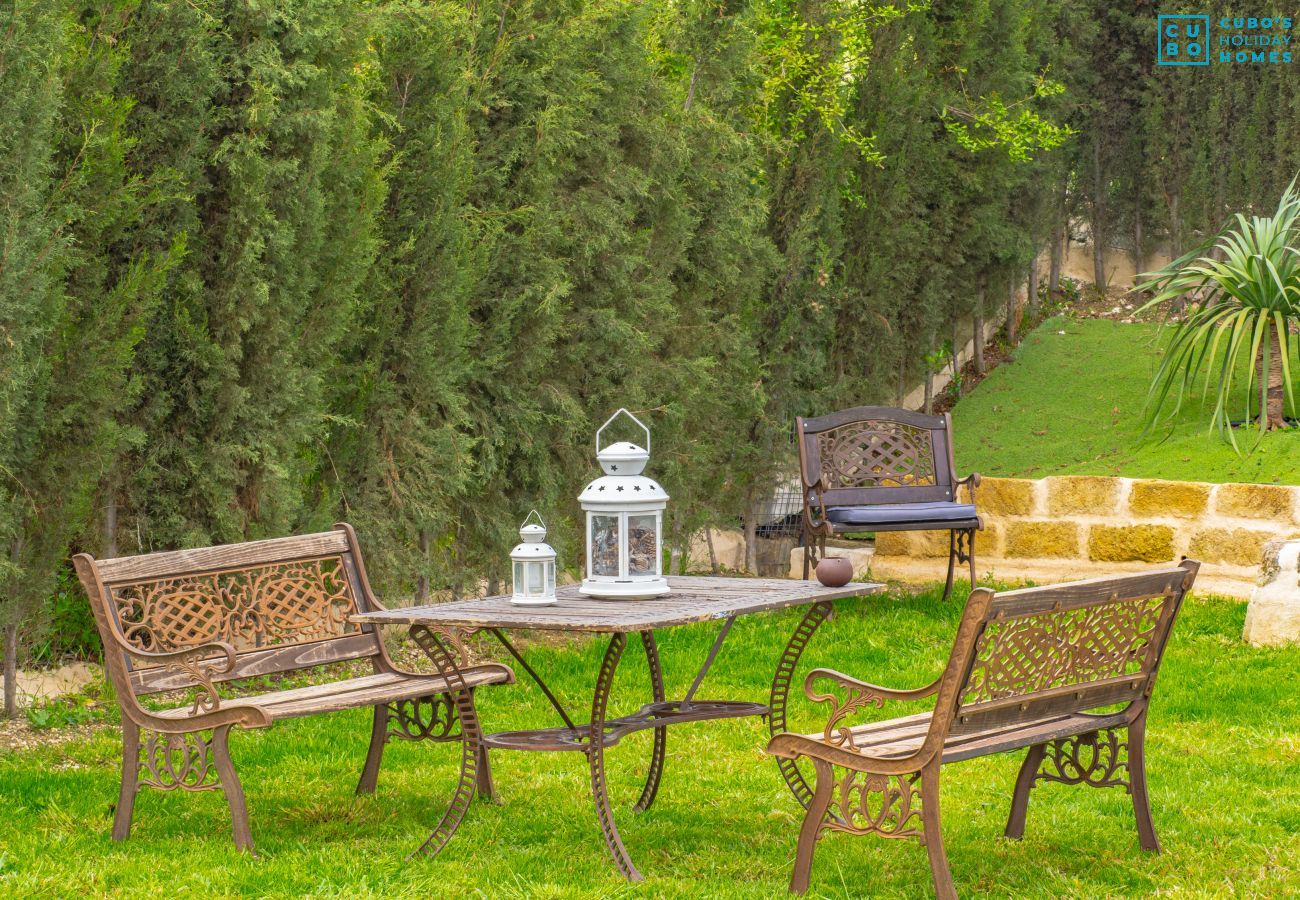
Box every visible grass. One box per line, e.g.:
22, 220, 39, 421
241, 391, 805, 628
1, 581, 1298, 897
951, 316, 1300, 483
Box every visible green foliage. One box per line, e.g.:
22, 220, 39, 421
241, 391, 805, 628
1136, 181, 1300, 448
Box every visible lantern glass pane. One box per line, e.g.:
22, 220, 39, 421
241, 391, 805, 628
545, 561, 555, 594
513, 561, 523, 595
627, 514, 657, 576
591, 515, 620, 576
527, 561, 545, 595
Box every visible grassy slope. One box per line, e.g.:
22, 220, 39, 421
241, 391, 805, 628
952, 317, 1300, 484
1, 584, 1297, 897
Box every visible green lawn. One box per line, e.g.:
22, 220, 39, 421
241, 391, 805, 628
952, 316, 1300, 483
1, 582, 1297, 897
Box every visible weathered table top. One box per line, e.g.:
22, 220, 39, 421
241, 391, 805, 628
352, 576, 884, 633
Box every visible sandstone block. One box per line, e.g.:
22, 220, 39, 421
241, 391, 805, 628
873, 532, 913, 556
975, 477, 1036, 516
1128, 479, 1211, 519
1005, 521, 1080, 559
1215, 482, 1296, 522
1047, 476, 1121, 516
1187, 527, 1278, 567
1087, 524, 1175, 563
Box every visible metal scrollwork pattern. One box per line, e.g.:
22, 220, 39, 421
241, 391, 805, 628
809, 681, 885, 752
961, 595, 1167, 704
139, 731, 220, 792
822, 769, 924, 840
816, 421, 937, 489
110, 557, 360, 655
1036, 729, 1129, 789
388, 694, 459, 741
165, 653, 227, 714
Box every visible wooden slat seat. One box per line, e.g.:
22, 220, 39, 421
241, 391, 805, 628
74, 523, 515, 852
788, 709, 1131, 765
152, 667, 510, 722
767, 562, 1199, 899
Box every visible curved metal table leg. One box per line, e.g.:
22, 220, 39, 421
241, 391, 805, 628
408, 625, 482, 860
769, 600, 833, 809
634, 630, 667, 813
588, 632, 642, 881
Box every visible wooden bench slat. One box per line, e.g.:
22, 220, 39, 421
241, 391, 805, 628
987, 569, 1186, 618
131, 633, 381, 694
96, 530, 350, 583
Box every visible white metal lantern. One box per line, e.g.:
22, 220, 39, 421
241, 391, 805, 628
510, 510, 558, 606
578, 409, 669, 599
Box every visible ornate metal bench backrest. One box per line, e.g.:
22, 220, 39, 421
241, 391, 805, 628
936, 561, 1198, 739
795, 406, 959, 507
75, 524, 384, 699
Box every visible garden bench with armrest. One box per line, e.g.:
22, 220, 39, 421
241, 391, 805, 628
796, 406, 981, 601
767, 560, 1199, 898
73, 522, 514, 853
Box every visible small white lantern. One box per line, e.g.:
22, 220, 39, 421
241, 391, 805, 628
510, 510, 558, 606
579, 409, 669, 599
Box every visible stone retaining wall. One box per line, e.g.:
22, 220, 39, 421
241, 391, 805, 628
871, 476, 1299, 598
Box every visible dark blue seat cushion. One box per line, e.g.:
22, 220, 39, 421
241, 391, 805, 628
824, 501, 978, 528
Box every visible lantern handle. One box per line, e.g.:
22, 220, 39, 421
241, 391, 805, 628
595, 408, 650, 456
521, 509, 545, 530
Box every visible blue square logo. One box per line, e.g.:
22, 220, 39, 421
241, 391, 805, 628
1158, 15, 1210, 65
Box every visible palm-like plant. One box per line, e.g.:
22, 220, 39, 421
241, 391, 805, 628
1136, 180, 1300, 449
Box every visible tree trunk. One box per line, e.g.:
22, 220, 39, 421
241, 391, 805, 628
102, 483, 118, 558
1091, 133, 1107, 291
973, 278, 986, 376
1167, 193, 1182, 257
1006, 278, 1019, 344
1027, 260, 1040, 318
1134, 201, 1144, 276
3, 623, 16, 719
743, 494, 760, 574
705, 527, 719, 575
924, 369, 934, 414
896, 356, 906, 406
1049, 224, 1064, 302
1260, 324, 1289, 430
416, 528, 430, 604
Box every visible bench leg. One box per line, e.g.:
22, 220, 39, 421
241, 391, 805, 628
943, 529, 976, 602
357, 704, 388, 795
789, 759, 834, 895
112, 721, 141, 841
475, 743, 496, 803
210, 724, 254, 852
921, 763, 956, 900
1004, 743, 1046, 839
1128, 715, 1160, 852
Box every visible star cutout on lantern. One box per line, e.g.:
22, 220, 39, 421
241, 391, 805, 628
616, 485, 624, 491
610, 464, 619, 471
633, 485, 641, 491
598, 485, 605, 491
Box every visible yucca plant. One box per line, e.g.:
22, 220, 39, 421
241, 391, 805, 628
1135, 180, 1300, 449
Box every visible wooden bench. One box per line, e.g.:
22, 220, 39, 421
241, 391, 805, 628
73, 523, 514, 852
767, 561, 1199, 898
796, 406, 981, 600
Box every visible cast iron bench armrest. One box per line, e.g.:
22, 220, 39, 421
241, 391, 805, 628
117, 637, 239, 716
954, 471, 981, 503
803, 667, 941, 753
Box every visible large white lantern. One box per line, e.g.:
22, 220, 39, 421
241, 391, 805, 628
579, 409, 669, 599
510, 510, 558, 606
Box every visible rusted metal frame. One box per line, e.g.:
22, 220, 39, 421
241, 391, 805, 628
770, 600, 835, 808
681, 615, 736, 706
408, 625, 483, 860
587, 632, 642, 881
634, 631, 667, 813
488, 627, 577, 731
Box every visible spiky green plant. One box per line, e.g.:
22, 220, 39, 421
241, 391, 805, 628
1135, 180, 1300, 449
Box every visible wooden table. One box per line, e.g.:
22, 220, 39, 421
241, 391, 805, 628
353, 575, 884, 880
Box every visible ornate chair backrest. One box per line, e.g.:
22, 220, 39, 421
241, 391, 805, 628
929, 561, 1198, 742
73, 524, 384, 700
795, 406, 959, 507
